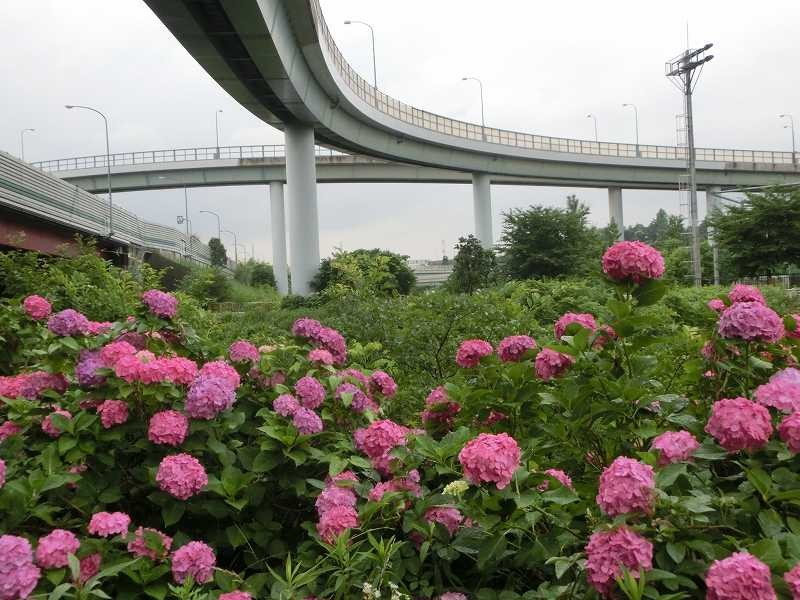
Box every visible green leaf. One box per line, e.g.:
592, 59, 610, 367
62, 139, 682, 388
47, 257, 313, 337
666, 542, 686, 565
656, 463, 687, 488
328, 456, 347, 477
748, 538, 782, 567
747, 467, 773, 499
162, 502, 185, 527
633, 279, 667, 307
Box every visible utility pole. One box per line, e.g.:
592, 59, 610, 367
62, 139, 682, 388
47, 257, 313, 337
666, 43, 714, 287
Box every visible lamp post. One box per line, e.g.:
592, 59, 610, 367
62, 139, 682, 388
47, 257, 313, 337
586, 113, 599, 143
222, 229, 239, 264
344, 20, 377, 89
199, 210, 221, 240
215, 109, 223, 158
176, 187, 192, 258
622, 103, 640, 156
20, 128, 35, 161
461, 77, 485, 140
65, 105, 113, 236
780, 114, 796, 164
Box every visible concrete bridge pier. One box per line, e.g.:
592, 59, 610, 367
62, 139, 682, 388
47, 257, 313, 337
269, 181, 288, 295
608, 187, 624, 240
472, 173, 493, 247
285, 123, 320, 295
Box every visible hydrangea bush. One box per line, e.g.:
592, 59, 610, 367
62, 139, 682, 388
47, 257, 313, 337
1, 243, 800, 599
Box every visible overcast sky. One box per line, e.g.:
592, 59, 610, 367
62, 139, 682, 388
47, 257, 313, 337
2, 0, 798, 261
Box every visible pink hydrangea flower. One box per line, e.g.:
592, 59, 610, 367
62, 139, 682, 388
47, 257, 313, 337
650, 431, 700, 466
228, 340, 259, 364
705, 552, 776, 600
316, 485, 358, 516
292, 407, 324, 435
314, 327, 347, 365
705, 397, 773, 452
77, 553, 101, 585
99, 340, 137, 367
185, 377, 236, 420
156, 454, 208, 500
554, 312, 597, 339
88, 511, 130, 537
317, 505, 359, 543
456, 339, 493, 368
128, 527, 172, 560
425, 507, 463, 536
369, 371, 397, 397
718, 301, 785, 343
86, 321, 112, 336
42, 409, 72, 438
708, 298, 726, 312
596, 457, 655, 517
0, 535, 41, 598
23, 295, 51, 320
0, 375, 26, 399
728, 283, 766, 305
96, 400, 128, 429
754, 368, 800, 413
335, 382, 374, 413
219, 593, 253, 600
368, 470, 422, 502
535, 348, 574, 381
295, 376, 326, 409
47, 309, 90, 336
601, 241, 665, 283
76, 351, 106, 388
198, 361, 240, 390
354, 420, 409, 459
538, 468, 574, 491
36, 529, 80, 569
458, 432, 520, 490
149, 410, 189, 446
273, 394, 301, 417
292, 317, 323, 339
784, 562, 800, 599
142, 289, 178, 319
497, 335, 537, 362
585, 527, 653, 596
0, 420, 22, 441
340, 368, 370, 389
19, 371, 67, 399
421, 386, 461, 430
779, 413, 800, 454
161, 357, 199, 385
440, 594, 468, 600
308, 348, 334, 365
171, 541, 216, 584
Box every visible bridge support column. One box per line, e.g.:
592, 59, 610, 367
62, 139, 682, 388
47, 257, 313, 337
269, 181, 288, 295
472, 173, 493, 247
608, 187, 624, 240
706, 186, 722, 285
285, 123, 320, 295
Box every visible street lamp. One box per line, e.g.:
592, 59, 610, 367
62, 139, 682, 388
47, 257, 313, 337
65, 105, 113, 236
622, 103, 640, 156
214, 109, 223, 157
586, 113, 599, 143
461, 77, 486, 140
344, 20, 377, 89
222, 229, 239, 264
19, 128, 35, 161
176, 187, 192, 257
199, 210, 221, 240
780, 114, 796, 164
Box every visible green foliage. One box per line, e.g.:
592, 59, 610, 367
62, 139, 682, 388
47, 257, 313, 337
234, 260, 277, 289
446, 234, 497, 294
207, 238, 228, 267
709, 187, 800, 276
310, 249, 416, 297
177, 267, 231, 307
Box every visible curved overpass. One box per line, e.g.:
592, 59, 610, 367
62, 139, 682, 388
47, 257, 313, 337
139, 1, 798, 292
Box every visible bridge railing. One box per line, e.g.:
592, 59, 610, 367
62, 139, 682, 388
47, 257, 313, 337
308, 0, 797, 167
32, 144, 347, 173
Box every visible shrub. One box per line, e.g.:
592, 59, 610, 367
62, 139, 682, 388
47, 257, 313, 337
311, 248, 416, 296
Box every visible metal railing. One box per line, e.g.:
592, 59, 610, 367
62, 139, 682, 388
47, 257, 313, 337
308, 0, 797, 167
32, 144, 348, 173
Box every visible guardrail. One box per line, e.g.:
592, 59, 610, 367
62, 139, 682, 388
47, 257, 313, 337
308, 0, 798, 167
31, 144, 347, 173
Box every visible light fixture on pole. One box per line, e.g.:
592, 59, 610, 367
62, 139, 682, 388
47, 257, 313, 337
666, 42, 714, 287
65, 105, 114, 236
20, 128, 35, 161
586, 113, 599, 143
176, 187, 192, 258
622, 103, 640, 156
214, 109, 223, 158
461, 77, 486, 140
222, 229, 239, 264
780, 114, 796, 164
344, 20, 377, 89
199, 210, 222, 240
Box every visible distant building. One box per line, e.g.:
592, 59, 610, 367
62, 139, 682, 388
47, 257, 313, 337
409, 259, 453, 288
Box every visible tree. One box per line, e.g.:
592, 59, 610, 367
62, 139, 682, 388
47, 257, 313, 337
234, 260, 276, 288
709, 188, 800, 276
447, 235, 497, 294
310, 248, 416, 296
499, 202, 596, 279
208, 238, 228, 267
